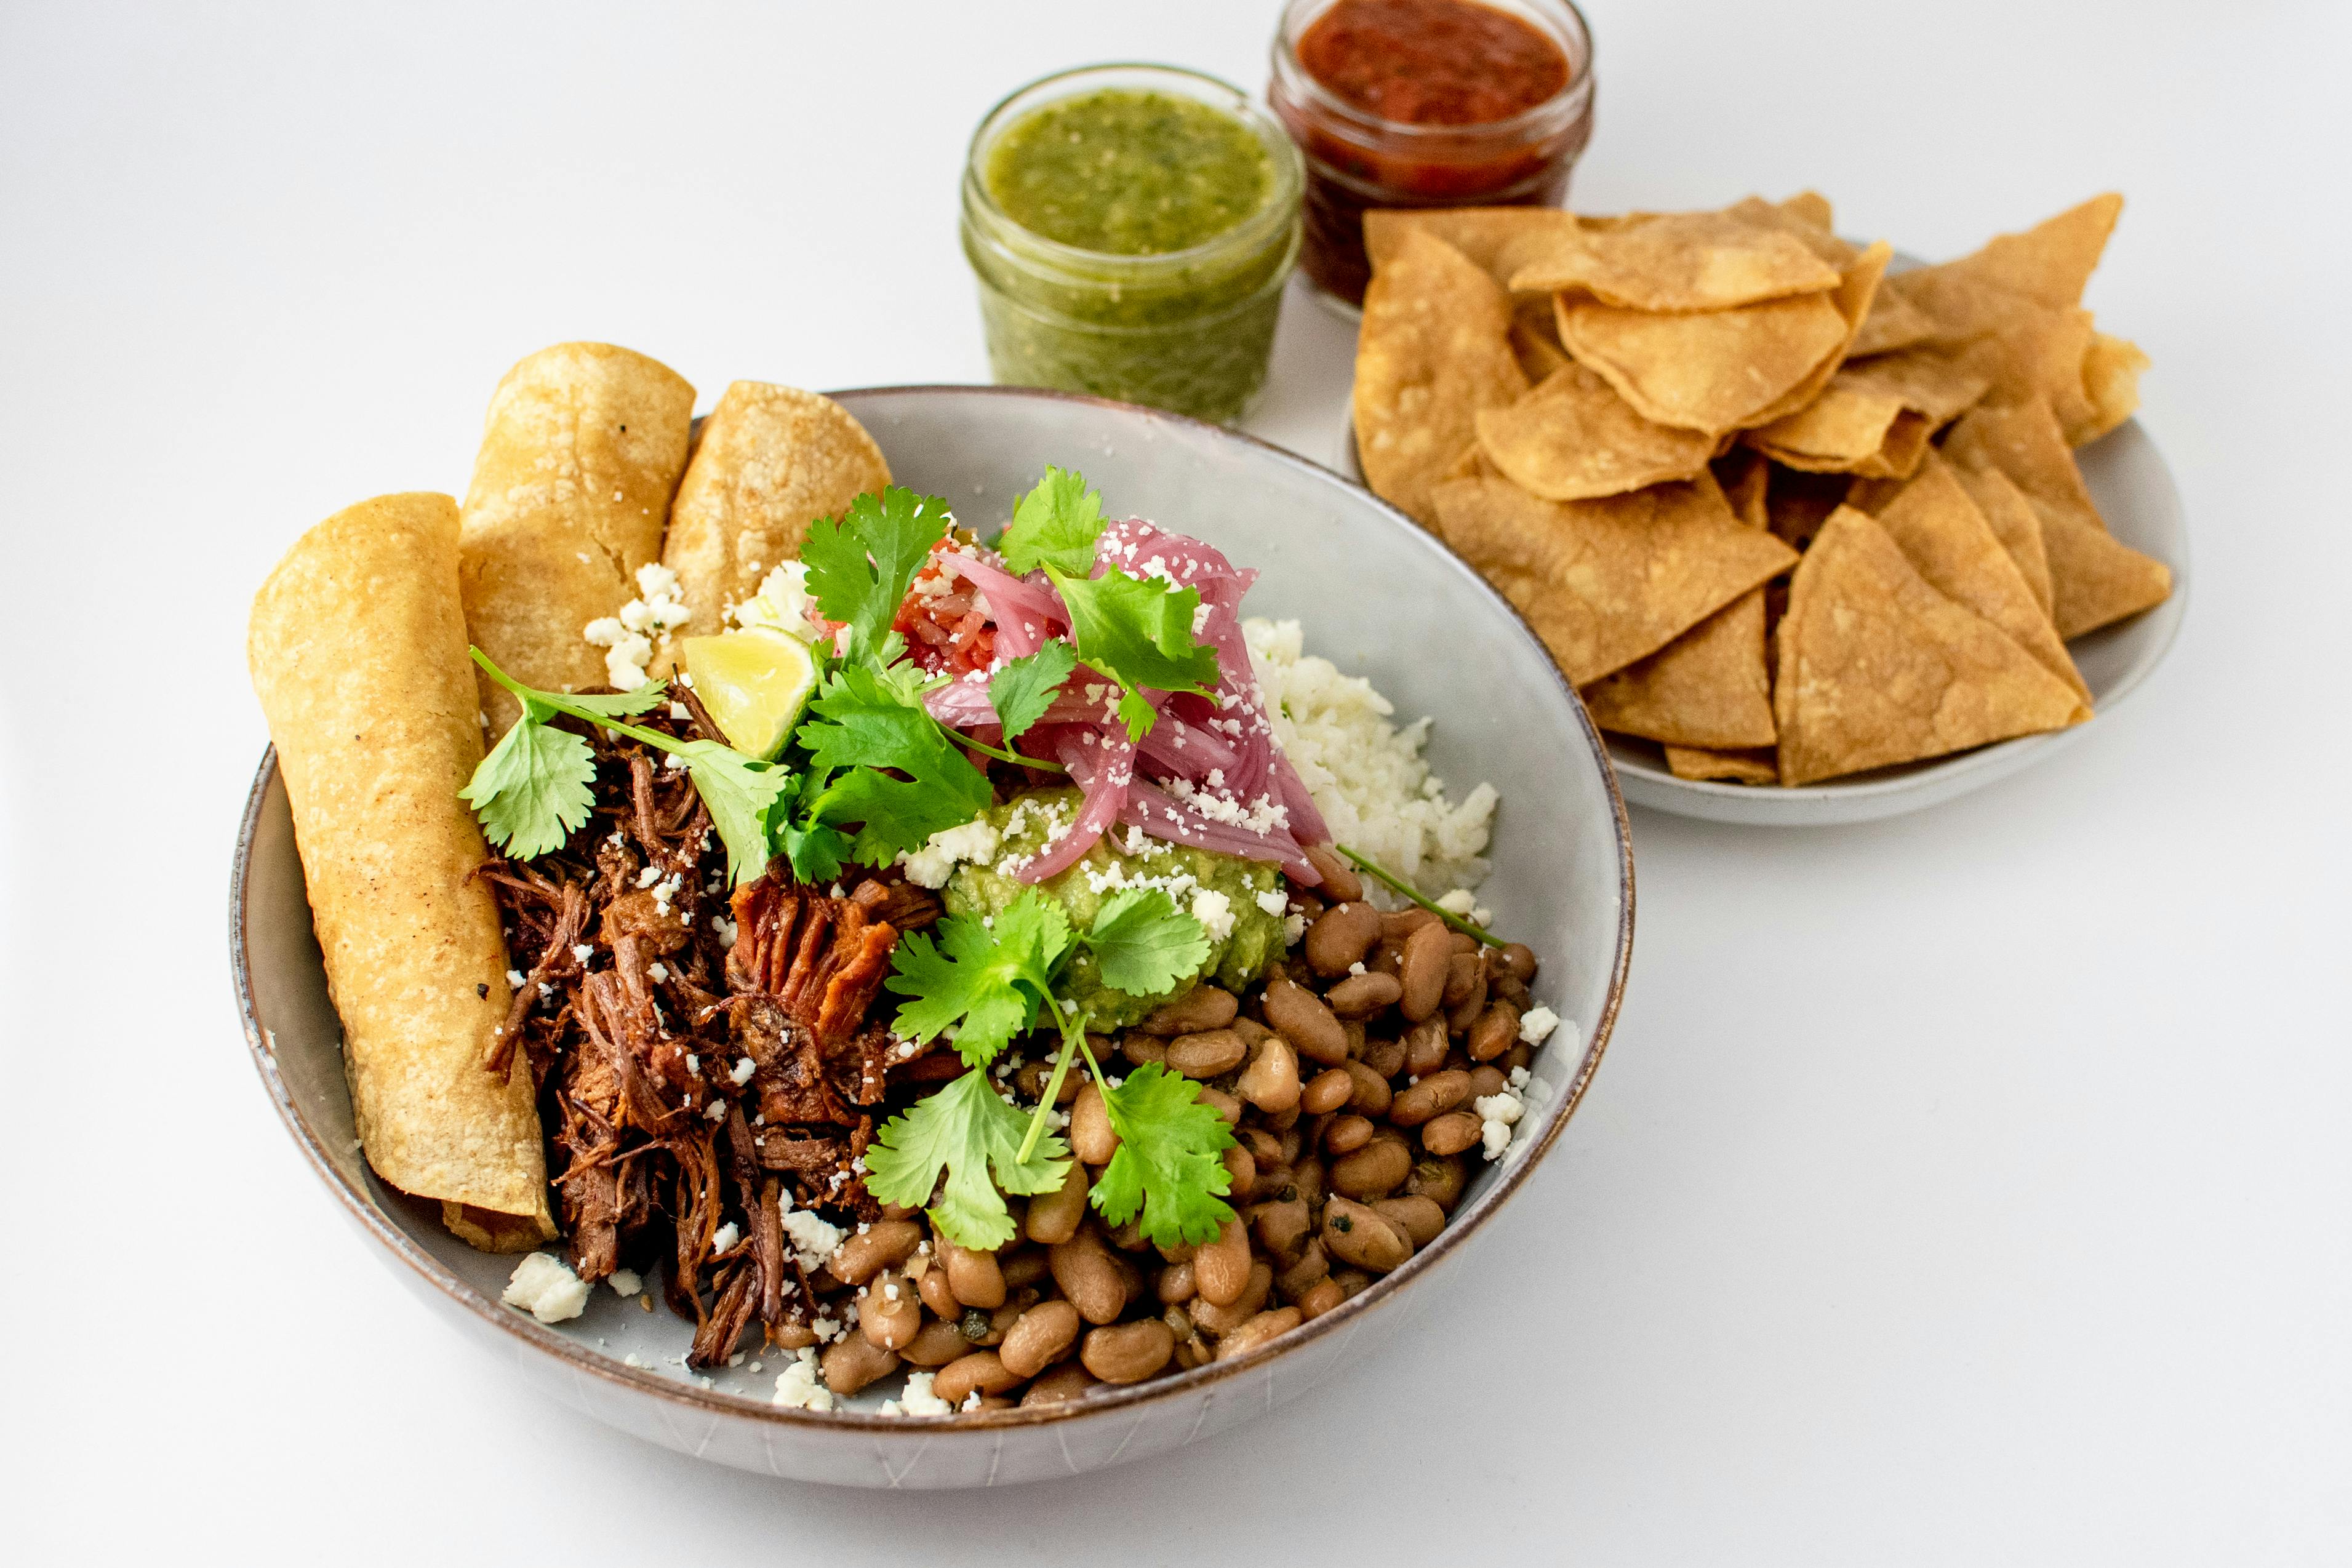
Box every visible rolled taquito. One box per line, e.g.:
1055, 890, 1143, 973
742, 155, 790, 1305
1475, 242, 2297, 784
458, 343, 695, 730
250, 493, 553, 1250
651, 380, 890, 673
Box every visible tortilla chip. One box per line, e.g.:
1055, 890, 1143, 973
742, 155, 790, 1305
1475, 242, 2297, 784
1775, 191, 1835, 234
1973, 306, 2102, 443
1745, 382, 1906, 470
1583, 588, 1775, 748
1736, 244, 1893, 430
2031, 498, 2175, 639
1948, 463, 2055, 618
1774, 507, 2086, 783
1664, 745, 1779, 785
1364, 207, 1586, 290
1940, 397, 2106, 534
1510, 208, 1843, 311
1871, 454, 2089, 704
2075, 331, 2149, 444
1354, 230, 1529, 526
1429, 473, 1798, 685
1764, 465, 1850, 550
1510, 295, 1572, 381
1849, 286, 1938, 358
1908, 194, 2122, 321
1748, 345, 1989, 476
1475, 364, 1718, 500
1554, 270, 1857, 434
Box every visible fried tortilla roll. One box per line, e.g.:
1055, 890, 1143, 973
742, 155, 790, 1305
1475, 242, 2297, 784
651, 380, 891, 673
458, 342, 695, 730
249, 494, 553, 1251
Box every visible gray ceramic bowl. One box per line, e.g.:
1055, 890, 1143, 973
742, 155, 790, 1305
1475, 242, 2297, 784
233, 385, 1634, 1487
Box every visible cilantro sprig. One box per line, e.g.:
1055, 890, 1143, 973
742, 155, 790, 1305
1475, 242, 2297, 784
462, 650, 789, 886
996, 465, 1105, 577
868, 885, 1236, 1249
1045, 566, 1223, 741
799, 487, 951, 665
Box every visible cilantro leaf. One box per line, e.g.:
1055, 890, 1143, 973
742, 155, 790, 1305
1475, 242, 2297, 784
460, 705, 598, 858
986, 641, 1078, 746
796, 662, 993, 865
1089, 1063, 1238, 1247
864, 1068, 1071, 1251
800, 487, 951, 665
884, 890, 1074, 1068
1083, 889, 1210, 999
998, 466, 1105, 577
1046, 566, 1223, 740
671, 741, 791, 887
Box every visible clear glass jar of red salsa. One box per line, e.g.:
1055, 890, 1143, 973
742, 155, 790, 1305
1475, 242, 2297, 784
1268, 0, 1595, 306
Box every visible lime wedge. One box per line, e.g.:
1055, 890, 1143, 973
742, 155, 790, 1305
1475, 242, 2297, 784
681, 627, 817, 760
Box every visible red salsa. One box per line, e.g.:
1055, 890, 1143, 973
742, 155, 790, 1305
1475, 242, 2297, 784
1268, 0, 1594, 304
1298, 0, 1570, 126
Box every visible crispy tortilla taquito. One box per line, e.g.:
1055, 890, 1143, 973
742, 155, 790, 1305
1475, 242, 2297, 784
249, 493, 552, 1250
652, 380, 892, 674
458, 342, 695, 731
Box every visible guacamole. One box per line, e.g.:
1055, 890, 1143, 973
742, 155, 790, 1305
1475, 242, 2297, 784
943, 788, 1286, 1030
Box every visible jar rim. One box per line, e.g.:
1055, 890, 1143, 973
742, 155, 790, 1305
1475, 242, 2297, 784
1268, 0, 1596, 146
962, 62, 1307, 278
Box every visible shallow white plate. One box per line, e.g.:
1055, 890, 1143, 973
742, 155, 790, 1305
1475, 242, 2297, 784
234, 385, 1635, 1487
1337, 413, 2187, 826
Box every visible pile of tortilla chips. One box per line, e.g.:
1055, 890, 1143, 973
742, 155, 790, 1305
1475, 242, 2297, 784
1353, 193, 2172, 786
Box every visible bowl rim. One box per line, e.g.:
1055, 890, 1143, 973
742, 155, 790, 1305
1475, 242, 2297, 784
230, 380, 1636, 1436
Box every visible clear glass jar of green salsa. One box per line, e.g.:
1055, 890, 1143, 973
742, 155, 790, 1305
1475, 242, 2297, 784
961, 64, 1305, 424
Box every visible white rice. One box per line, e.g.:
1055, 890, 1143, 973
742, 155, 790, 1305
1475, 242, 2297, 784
1244, 617, 1497, 897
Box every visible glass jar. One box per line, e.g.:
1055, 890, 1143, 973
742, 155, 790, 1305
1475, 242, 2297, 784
1268, 0, 1596, 308
959, 63, 1305, 425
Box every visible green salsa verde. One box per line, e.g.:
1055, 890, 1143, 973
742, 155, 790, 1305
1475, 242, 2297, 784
983, 89, 1275, 257
942, 788, 1286, 1030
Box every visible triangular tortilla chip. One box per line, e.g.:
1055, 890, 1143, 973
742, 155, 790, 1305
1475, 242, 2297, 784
1429, 473, 1798, 685
1551, 246, 1887, 438
1476, 363, 1718, 500
1664, 745, 1778, 785
1583, 588, 1775, 748
1899, 194, 2122, 330
1510, 207, 1843, 311
1774, 506, 2086, 784
1354, 230, 1529, 526
1743, 340, 1982, 478
1734, 242, 1893, 429
2075, 332, 2149, 445
1849, 286, 1937, 357
1960, 306, 2102, 443
1773, 191, 1836, 238
2030, 500, 2174, 639
1940, 397, 2106, 534
1948, 463, 2055, 619
1364, 207, 1586, 290
1870, 454, 2090, 705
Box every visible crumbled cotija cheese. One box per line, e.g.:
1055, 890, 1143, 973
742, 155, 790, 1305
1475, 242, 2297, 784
772, 1347, 834, 1410
1244, 618, 1496, 895
501, 1252, 591, 1324
900, 817, 1003, 889
584, 562, 691, 688
878, 1370, 954, 1418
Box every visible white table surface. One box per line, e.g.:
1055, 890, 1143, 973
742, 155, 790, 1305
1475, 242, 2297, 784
5, 1, 2346, 1560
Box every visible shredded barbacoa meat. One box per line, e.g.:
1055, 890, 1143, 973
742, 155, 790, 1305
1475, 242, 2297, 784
476, 687, 941, 1367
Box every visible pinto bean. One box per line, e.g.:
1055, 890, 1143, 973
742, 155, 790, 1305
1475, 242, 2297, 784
1373, 1194, 1447, 1247
1300, 842, 1363, 904
1359, 1033, 1407, 1079
1215, 1306, 1304, 1361
1402, 1017, 1449, 1077
1081, 1319, 1175, 1384
1322, 1113, 1374, 1155
1407, 1155, 1466, 1210
1326, 970, 1403, 1018
820, 1336, 899, 1397
1157, 1258, 1197, 1303
1026, 1159, 1089, 1245
1167, 1027, 1247, 1079
1273, 1236, 1329, 1300
1118, 1033, 1168, 1069
1305, 902, 1383, 977
998, 1299, 1082, 1379
1399, 921, 1453, 1022
934, 1350, 1023, 1405
1468, 1002, 1521, 1063
1049, 1227, 1127, 1325
823, 1218, 922, 1286
1222, 1142, 1257, 1202
916, 1263, 959, 1319
1140, 985, 1238, 1037
1342, 1060, 1393, 1117
1321, 1196, 1413, 1273
1467, 1063, 1509, 1101
1235, 1034, 1302, 1113
1193, 1217, 1254, 1306
1422, 1111, 1482, 1157
1297, 1277, 1345, 1320
1300, 1066, 1353, 1114
1330, 1137, 1413, 1200
1022, 1361, 1101, 1406
1390, 1068, 1473, 1127
859, 1269, 922, 1350
935, 1233, 1006, 1310
900, 1318, 970, 1367
1253, 1189, 1312, 1258
1189, 1261, 1274, 1335
1381, 908, 1441, 941
1265, 977, 1348, 1066
1071, 1081, 1118, 1165
1196, 1086, 1243, 1127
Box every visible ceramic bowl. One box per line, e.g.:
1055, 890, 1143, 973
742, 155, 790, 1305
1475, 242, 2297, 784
233, 384, 1635, 1489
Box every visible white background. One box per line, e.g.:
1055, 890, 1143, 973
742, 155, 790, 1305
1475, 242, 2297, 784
4, 1, 2346, 1561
